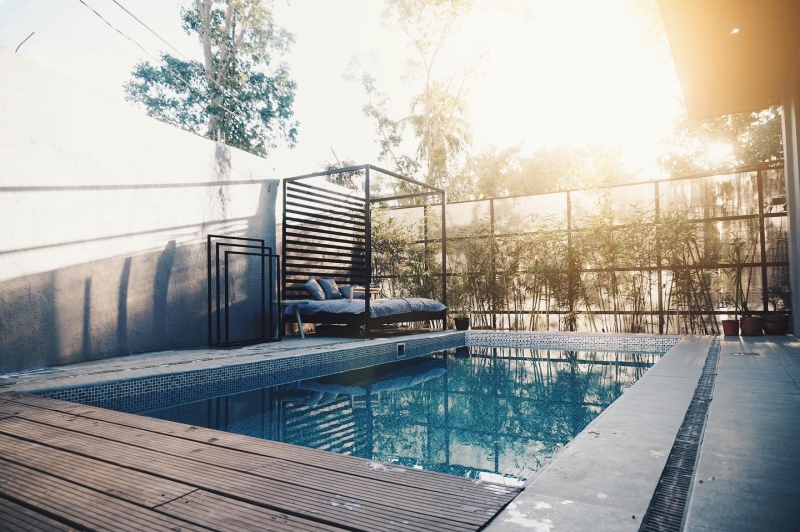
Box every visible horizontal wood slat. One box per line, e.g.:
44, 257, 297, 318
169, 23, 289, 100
287, 181, 366, 204
285, 209, 367, 227
287, 191, 367, 216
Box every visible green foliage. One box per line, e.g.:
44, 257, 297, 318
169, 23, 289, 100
656, 209, 721, 334
124, 0, 298, 156
371, 206, 441, 302
721, 232, 759, 318
349, 0, 476, 193
453, 144, 635, 201
659, 107, 783, 177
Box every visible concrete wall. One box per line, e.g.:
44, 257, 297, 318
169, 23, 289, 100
0, 47, 279, 373
782, 43, 800, 335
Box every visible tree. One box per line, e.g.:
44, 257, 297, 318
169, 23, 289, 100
348, 0, 477, 193
516, 144, 633, 194
385, 0, 477, 189
125, 0, 298, 156
455, 146, 521, 200
659, 107, 783, 177
455, 144, 633, 199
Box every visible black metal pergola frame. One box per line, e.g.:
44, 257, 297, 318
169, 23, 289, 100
281, 164, 447, 337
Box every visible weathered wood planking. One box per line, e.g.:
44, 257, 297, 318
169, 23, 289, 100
0, 392, 520, 531
0, 392, 512, 502
0, 497, 76, 532
0, 401, 504, 524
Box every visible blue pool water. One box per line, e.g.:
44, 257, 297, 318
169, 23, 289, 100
141, 346, 659, 483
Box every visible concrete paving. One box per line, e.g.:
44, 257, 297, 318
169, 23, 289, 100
486, 335, 800, 532
684, 335, 800, 532
0, 336, 363, 393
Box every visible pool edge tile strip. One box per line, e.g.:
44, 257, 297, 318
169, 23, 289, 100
35, 333, 467, 412
465, 331, 681, 353
31, 331, 679, 414
638, 336, 720, 532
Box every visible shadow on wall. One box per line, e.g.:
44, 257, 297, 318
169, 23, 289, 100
0, 180, 278, 374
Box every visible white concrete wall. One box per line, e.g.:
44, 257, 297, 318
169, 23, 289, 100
0, 47, 279, 373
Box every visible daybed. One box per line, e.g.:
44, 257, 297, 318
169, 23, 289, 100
282, 296, 447, 325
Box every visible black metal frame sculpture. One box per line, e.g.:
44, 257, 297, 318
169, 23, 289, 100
207, 234, 280, 346
281, 164, 447, 337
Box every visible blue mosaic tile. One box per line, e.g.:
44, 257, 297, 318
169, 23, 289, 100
465, 331, 681, 352
39, 333, 466, 413
38, 331, 679, 413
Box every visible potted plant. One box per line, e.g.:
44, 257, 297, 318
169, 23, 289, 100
761, 273, 791, 335
720, 293, 740, 336
450, 271, 472, 330
454, 311, 471, 331
724, 234, 762, 336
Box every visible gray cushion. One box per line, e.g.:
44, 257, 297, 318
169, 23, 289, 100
318, 278, 342, 299
339, 285, 365, 299
303, 277, 326, 300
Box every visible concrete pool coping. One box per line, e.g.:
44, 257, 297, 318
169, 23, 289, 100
485, 334, 800, 532
484, 334, 709, 531
0, 331, 678, 396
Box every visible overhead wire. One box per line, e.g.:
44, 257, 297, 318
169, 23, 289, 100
75, 0, 249, 127
110, 0, 189, 60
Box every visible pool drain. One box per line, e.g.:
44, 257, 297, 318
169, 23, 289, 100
638, 337, 720, 532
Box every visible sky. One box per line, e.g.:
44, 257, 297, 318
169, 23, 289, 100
0, 0, 685, 179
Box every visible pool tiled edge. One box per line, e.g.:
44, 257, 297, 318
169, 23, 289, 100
25, 331, 681, 414
34, 332, 465, 412
467, 331, 681, 351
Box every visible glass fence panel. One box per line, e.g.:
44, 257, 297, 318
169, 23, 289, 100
493, 193, 568, 234
659, 172, 759, 218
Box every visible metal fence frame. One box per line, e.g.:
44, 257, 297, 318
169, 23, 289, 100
385, 163, 791, 334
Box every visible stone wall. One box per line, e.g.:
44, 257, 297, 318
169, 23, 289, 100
0, 47, 278, 373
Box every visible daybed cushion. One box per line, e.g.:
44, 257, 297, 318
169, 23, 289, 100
283, 297, 446, 318
318, 278, 342, 299
303, 277, 326, 300
339, 285, 365, 299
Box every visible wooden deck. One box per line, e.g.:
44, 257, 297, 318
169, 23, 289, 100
0, 391, 520, 531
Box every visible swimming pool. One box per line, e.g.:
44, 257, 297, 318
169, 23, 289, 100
140, 346, 660, 483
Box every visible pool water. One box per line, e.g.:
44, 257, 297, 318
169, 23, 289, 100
142, 346, 659, 483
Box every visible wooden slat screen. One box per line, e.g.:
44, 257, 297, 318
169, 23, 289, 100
283, 180, 367, 300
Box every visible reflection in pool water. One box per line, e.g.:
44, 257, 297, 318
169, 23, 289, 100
143, 347, 659, 482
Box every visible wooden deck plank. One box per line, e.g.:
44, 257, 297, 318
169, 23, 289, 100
0, 402, 506, 523
0, 416, 474, 532
0, 392, 519, 500
0, 432, 195, 508
0, 434, 352, 532
158, 490, 349, 532
0, 460, 209, 532
0, 497, 75, 532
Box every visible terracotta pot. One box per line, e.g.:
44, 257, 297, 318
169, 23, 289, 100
761, 314, 791, 335
739, 316, 763, 336
454, 317, 470, 331
721, 319, 739, 336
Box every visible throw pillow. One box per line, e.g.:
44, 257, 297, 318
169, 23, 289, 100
303, 277, 326, 300
318, 278, 342, 299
